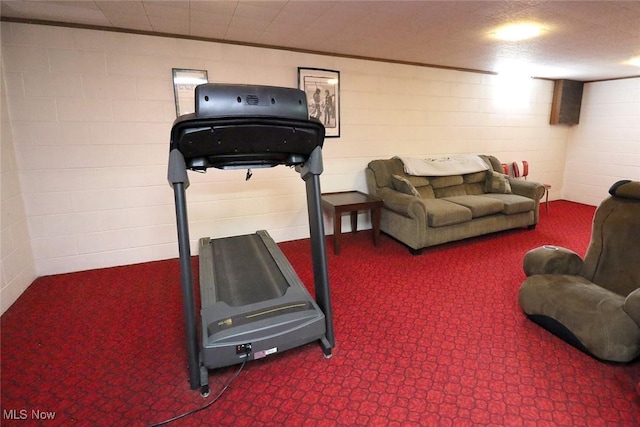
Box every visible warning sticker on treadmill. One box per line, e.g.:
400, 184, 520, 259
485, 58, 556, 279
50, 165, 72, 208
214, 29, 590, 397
253, 347, 277, 360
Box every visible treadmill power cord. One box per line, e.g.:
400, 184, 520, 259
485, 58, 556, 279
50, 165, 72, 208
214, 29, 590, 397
147, 359, 247, 427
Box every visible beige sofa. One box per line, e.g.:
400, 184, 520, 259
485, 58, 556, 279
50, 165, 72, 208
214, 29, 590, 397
365, 155, 546, 254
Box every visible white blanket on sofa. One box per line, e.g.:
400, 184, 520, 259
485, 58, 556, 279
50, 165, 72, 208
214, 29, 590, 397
395, 154, 489, 176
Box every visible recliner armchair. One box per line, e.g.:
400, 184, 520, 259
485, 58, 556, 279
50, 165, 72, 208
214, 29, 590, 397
518, 180, 640, 363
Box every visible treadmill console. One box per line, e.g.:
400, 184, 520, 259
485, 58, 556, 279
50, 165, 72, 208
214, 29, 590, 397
170, 84, 325, 171
195, 84, 309, 120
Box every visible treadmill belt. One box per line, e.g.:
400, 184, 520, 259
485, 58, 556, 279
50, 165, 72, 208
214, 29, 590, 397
209, 234, 289, 306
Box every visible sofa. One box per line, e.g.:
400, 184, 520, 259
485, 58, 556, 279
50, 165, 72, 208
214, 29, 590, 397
365, 155, 546, 254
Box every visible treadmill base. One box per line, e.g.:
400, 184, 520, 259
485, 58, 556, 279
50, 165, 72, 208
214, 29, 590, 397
198, 231, 328, 372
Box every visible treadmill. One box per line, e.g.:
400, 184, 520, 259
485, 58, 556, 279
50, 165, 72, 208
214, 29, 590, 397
168, 83, 335, 395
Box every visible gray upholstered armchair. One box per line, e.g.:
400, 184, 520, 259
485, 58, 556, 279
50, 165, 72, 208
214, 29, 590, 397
518, 180, 640, 363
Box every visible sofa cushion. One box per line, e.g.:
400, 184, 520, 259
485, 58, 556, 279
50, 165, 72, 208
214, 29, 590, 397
481, 193, 535, 214
464, 171, 486, 184
431, 175, 467, 198
464, 182, 485, 195
423, 199, 473, 227
443, 195, 505, 218
484, 170, 512, 194
434, 184, 467, 198
416, 185, 435, 199
392, 174, 420, 197
430, 175, 464, 189
405, 175, 430, 187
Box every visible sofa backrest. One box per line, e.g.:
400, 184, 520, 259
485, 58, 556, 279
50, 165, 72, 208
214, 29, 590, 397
367, 157, 406, 191
366, 155, 504, 199
479, 154, 503, 174
581, 180, 640, 297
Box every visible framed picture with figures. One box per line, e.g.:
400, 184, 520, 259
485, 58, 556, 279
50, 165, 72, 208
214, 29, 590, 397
298, 67, 340, 138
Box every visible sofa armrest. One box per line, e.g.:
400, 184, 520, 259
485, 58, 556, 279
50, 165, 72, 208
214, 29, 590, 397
509, 179, 546, 201
523, 245, 584, 276
378, 187, 427, 220
624, 288, 640, 326
378, 188, 427, 220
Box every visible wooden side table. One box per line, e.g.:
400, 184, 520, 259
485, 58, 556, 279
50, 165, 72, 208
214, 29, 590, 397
321, 191, 383, 255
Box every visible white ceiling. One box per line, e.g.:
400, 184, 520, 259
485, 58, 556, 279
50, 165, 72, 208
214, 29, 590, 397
2, 1, 640, 81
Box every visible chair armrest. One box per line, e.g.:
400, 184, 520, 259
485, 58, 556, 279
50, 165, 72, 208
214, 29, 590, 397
510, 179, 546, 201
523, 245, 584, 276
624, 288, 640, 326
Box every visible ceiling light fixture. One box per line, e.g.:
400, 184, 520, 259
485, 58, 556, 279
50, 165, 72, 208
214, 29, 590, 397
626, 56, 640, 67
492, 23, 544, 41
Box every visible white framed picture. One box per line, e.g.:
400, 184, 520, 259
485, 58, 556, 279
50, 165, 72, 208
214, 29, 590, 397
172, 68, 208, 117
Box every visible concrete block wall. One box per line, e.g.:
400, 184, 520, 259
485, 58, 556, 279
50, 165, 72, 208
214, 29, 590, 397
3, 21, 636, 313
1, 56, 36, 314
564, 78, 640, 205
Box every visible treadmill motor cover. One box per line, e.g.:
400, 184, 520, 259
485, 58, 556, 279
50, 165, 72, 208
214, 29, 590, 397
170, 84, 325, 170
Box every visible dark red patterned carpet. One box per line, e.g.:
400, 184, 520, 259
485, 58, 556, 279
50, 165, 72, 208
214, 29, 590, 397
2, 201, 639, 426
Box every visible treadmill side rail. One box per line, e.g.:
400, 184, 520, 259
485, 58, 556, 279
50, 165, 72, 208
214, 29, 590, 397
169, 166, 199, 389
298, 147, 335, 354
